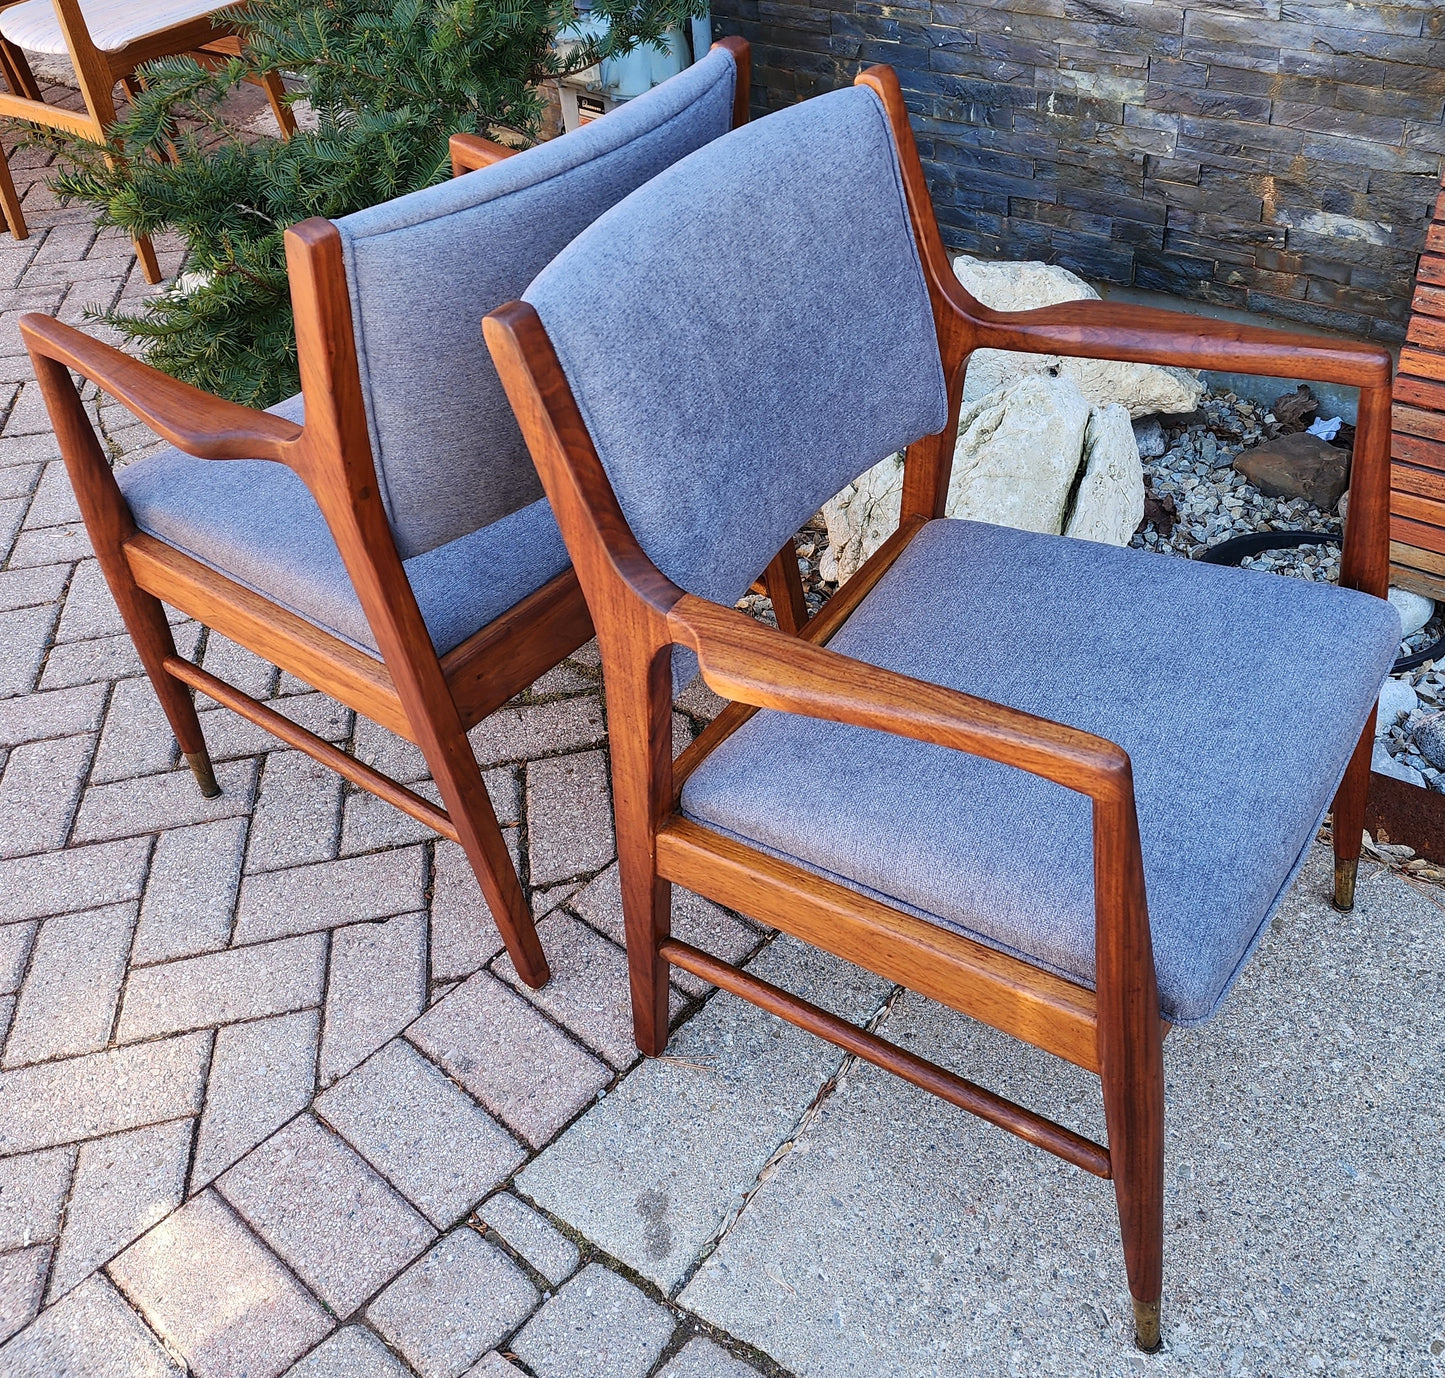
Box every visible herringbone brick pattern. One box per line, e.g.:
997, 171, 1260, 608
0, 109, 780, 1377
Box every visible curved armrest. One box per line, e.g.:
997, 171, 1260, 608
450, 133, 519, 177
667, 593, 1133, 804
962, 296, 1392, 390
19, 313, 302, 463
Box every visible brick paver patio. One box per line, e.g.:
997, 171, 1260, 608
0, 103, 1442, 1378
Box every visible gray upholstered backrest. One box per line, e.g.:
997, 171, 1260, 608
332, 45, 739, 559
524, 85, 948, 609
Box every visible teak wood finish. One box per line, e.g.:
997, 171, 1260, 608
21, 217, 569, 988
483, 63, 1395, 1353
0, 0, 296, 281
18, 42, 758, 997
1390, 174, 1445, 600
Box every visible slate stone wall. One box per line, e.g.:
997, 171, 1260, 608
712, 0, 1445, 343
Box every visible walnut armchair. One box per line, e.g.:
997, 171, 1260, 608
20, 39, 755, 992
484, 64, 1400, 1349
0, 0, 299, 279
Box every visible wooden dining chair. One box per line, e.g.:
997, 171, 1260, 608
19, 39, 755, 992
0, 0, 297, 279
483, 64, 1401, 1349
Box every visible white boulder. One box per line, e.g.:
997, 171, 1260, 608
819, 452, 904, 584
947, 373, 1092, 533
952, 255, 1205, 418
819, 375, 1145, 583
1064, 404, 1146, 546
1376, 677, 1419, 734
1388, 586, 1434, 638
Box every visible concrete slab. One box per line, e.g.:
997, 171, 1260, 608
679, 852, 1445, 1376
47, 1118, 191, 1300
568, 863, 763, 998
658, 1336, 762, 1378
493, 910, 683, 1071
218, 1115, 435, 1318
192, 1010, 319, 1189
111, 1191, 330, 1378
0, 1272, 183, 1376
0, 1146, 73, 1251
516, 937, 891, 1293
407, 971, 611, 1150
284, 1326, 412, 1378
478, 1191, 581, 1288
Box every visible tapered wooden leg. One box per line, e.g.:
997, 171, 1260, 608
256, 70, 296, 138
95, 149, 165, 283
1, 39, 41, 101
1329, 719, 1373, 911
29, 350, 218, 793
93, 547, 218, 793
422, 722, 549, 989
0, 145, 26, 240
1095, 791, 1166, 1352
762, 540, 808, 636
118, 595, 221, 796
133, 233, 162, 285
609, 644, 675, 1055
1101, 1034, 1166, 1351
88, 532, 218, 795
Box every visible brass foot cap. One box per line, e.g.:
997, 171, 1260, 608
185, 751, 222, 799
1132, 1298, 1162, 1354
1332, 856, 1359, 912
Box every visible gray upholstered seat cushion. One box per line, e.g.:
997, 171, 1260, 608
116, 395, 569, 658
679, 519, 1401, 1026
0, 0, 217, 53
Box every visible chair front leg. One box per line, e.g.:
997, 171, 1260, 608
1094, 790, 1166, 1351
417, 709, 549, 988
1329, 725, 1373, 912
30, 352, 220, 794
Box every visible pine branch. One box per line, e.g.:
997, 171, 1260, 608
43, 0, 700, 405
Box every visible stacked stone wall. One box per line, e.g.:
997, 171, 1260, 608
713, 0, 1445, 342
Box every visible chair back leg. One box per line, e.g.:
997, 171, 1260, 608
0, 136, 25, 239
0, 38, 41, 100
608, 644, 676, 1056
30, 351, 219, 793
253, 70, 295, 137
1329, 723, 1373, 910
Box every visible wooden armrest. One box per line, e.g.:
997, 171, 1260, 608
18, 313, 302, 463
667, 593, 1132, 804
450, 132, 519, 177
963, 297, 1392, 391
